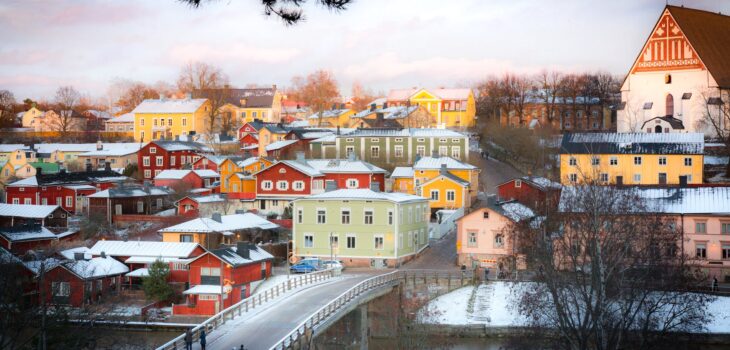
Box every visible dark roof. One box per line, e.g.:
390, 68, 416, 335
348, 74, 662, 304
560, 132, 704, 155
668, 6, 730, 88
194, 88, 277, 108
37, 169, 123, 186
286, 128, 332, 139
243, 119, 278, 132
152, 140, 213, 153
261, 124, 289, 134
641, 116, 685, 130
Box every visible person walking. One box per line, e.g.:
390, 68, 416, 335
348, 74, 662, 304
199, 329, 207, 350
713, 277, 719, 292
184, 328, 193, 350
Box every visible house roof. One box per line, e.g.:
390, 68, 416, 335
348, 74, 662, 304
344, 128, 466, 138
89, 240, 201, 258
391, 167, 414, 178
154, 169, 219, 180
28, 162, 60, 173
158, 213, 279, 233
176, 194, 227, 204
61, 257, 129, 279
560, 132, 704, 155
666, 5, 730, 88
414, 156, 477, 170
300, 189, 427, 203
305, 159, 387, 174
307, 109, 351, 120
79, 143, 142, 157
106, 112, 134, 123
193, 87, 277, 108
183, 284, 224, 295
0, 144, 29, 153
265, 139, 299, 151
641, 116, 685, 130
421, 172, 470, 186
561, 186, 730, 215
387, 88, 472, 101
276, 160, 323, 177
34, 142, 141, 154
86, 186, 173, 198
200, 155, 241, 166
0, 203, 64, 219
0, 225, 57, 242
60, 247, 92, 260
352, 105, 420, 120
485, 196, 535, 223
208, 244, 274, 267
132, 98, 207, 114
151, 140, 214, 153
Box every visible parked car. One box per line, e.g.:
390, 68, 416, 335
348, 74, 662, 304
322, 260, 344, 271
299, 258, 322, 270
290, 262, 318, 274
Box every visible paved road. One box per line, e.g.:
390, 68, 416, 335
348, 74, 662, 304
403, 230, 458, 270
201, 272, 378, 350
471, 151, 524, 195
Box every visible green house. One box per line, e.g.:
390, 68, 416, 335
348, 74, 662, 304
292, 188, 429, 268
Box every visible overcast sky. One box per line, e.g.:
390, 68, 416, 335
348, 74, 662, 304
2, 0, 730, 100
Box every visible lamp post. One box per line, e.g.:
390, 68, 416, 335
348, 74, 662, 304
330, 232, 334, 264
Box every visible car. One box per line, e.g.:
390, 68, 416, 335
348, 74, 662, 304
322, 260, 345, 271
299, 258, 322, 269
290, 262, 318, 274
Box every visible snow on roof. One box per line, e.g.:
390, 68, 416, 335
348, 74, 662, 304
159, 213, 279, 233
352, 106, 419, 120
92, 176, 129, 182
387, 88, 472, 101
344, 128, 466, 138
0, 144, 29, 152
89, 240, 200, 258
124, 256, 192, 264
561, 133, 704, 155
558, 186, 730, 214
106, 112, 134, 123
87, 186, 172, 198
307, 109, 351, 119
305, 159, 387, 174
0, 226, 57, 242
178, 194, 226, 204
34, 143, 141, 155
62, 257, 129, 279
193, 169, 219, 178
199, 155, 234, 166
7, 176, 37, 186
152, 140, 214, 153
183, 284, 223, 295
155, 169, 193, 180
278, 160, 323, 177
391, 167, 414, 178
205, 243, 274, 267
414, 156, 477, 170
301, 189, 427, 203
79, 143, 142, 157
422, 172, 469, 186
132, 98, 207, 114
265, 139, 299, 151
499, 202, 535, 222
126, 268, 149, 277
287, 120, 309, 127
23, 258, 61, 275
60, 247, 92, 260
64, 184, 97, 190
521, 176, 562, 190
0, 203, 61, 218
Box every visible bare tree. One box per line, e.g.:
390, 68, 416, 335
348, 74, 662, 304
699, 91, 730, 177
511, 182, 712, 350
350, 81, 376, 111
0, 90, 16, 128
474, 75, 504, 123
192, 86, 233, 136
109, 79, 160, 114
178, 61, 230, 135
536, 70, 563, 127
289, 70, 340, 127
179, 0, 351, 25
504, 73, 532, 127
52, 86, 83, 135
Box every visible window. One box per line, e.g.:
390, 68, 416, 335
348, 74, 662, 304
591, 157, 600, 166
253, 111, 258, 118
494, 234, 504, 248
569, 174, 578, 183
12, 198, 19, 204
200, 267, 221, 285
317, 209, 326, 224
430, 190, 439, 201
304, 234, 314, 248
168, 118, 173, 126
293, 181, 304, 191
182, 118, 187, 126
297, 209, 303, 224
684, 157, 692, 166
370, 138, 379, 142
633, 174, 641, 183
312, 180, 324, 191
696, 243, 707, 259
446, 190, 456, 202
143, 156, 150, 166
347, 235, 356, 249
170, 156, 176, 166
439, 146, 447, 156
329, 235, 339, 249
467, 231, 477, 247
483, 211, 489, 219
722, 223, 730, 234
156, 198, 163, 208
345, 146, 355, 157
634, 156, 642, 165
150, 147, 156, 154
144, 170, 151, 178
394, 146, 403, 158
408, 231, 413, 247
374, 235, 384, 250
658, 157, 667, 165
451, 147, 460, 159
52, 282, 70, 297
137, 201, 144, 213
262, 181, 273, 190
723, 244, 730, 260
600, 173, 609, 183
515, 180, 522, 188
341, 210, 350, 224
346, 179, 359, 188
65, 196, 72, 207
364, 210, 373, 224
695, 221, 707, 234
370, 146, 380, 158
172, 263, 188, 271
569, 157, 577, 166
388, 210, 393, 225
140, 119, 145, 126
276, 181, 288, 190
24, 198, 31, 205
156, 156, 163, 166
416, 146, 425, 157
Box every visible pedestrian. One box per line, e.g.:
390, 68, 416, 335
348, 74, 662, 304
713, 277, 719, 292
184, 328, 193, 350
199, 328, 206, 350
484, 268, 489, 281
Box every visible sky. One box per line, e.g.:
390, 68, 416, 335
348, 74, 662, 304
2, 0, 730, 101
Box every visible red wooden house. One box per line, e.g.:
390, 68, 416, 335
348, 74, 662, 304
0, 203, 70, 229
192, 155, 243, 172
137, 140, 214, 180
173, 241, 273, 316
40, 254, 128, 307
153, 169, 220, 190
239, 134, 259, 157
496, 176, 562, 213
175, 194, 227, 217
86, 185, 175, 224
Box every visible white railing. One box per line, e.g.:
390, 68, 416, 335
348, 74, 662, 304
433, 208, 464, 239
269, 269, 473, 350
156, 269, 335, 350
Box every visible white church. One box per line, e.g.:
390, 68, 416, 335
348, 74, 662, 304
617, 5, 730, 136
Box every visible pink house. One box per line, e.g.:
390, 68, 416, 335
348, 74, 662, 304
456, 197, 534, 275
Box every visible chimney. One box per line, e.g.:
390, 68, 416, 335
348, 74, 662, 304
295, 151, 305, 164
440, 164, 448, 175
679, 175, 688, 187
96, 140, 103, 151
100, 251, 107, 259
237, 241, 250, 259
36, 167, 42, 176
370, 103, 376, 112
74, 252, 85, 261
383, 102, 388, 109
431, 149, 439, 158
325, 180, 337, 192
272, 84, 277, 90
370, 181, 380, 192
85, 162, 93, 172
336, 126, 340, 135
105, 161, 111, 171
212, 212, 222, 223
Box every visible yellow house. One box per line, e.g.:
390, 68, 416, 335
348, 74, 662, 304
306, 108, 355, 127
391, 167, 415, 193
421, 172, 471, 210
413, 156, 480, 202
220, 157, 274, 193
559, 133, 704, 185
257, 124, 290, 156
387, 88, 476, 128
20, 106, 45, 128
193, 86, 283, 125
132, 97, 211, 142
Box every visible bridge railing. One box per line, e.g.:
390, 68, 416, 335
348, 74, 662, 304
269, 269, 473, 350
156, 269, 335, 350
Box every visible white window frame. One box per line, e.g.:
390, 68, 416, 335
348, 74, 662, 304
341, 209, 351, 224
346, 234, 356, 249
364, 209, 374, 225
610, 156, 618, 166
394, 145, 404, 158
370, 146, 380, 158
156, 156, 163, 166
144, 169, 151, 178
304, 234, 314, 248
293, 181, 305, 191
451, 147, 460, 159
346, 179, 359, 189
276, 180, 288, 190
446, 190, 456, 202
143, 156, 150, 166
374, 235, 384, 250
262, 180, 273, 190
317, 208, 326, 224
430, 190, 439, 201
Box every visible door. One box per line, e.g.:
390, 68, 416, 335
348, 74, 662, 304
115, 204, 123, 215
658, 173, 667, 185
616, 176, 623, 186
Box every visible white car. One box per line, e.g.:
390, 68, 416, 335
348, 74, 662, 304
322, 260, 345, 271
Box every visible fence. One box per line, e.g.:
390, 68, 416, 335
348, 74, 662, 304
270, 269, 474, 350
156, 269, 335, 350
432, 208, 464, 239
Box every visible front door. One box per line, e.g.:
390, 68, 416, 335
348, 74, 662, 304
658, 173, 667, 185
115, 204, 123, 215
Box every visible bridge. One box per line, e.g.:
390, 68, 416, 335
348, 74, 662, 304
157, 269, 474, 350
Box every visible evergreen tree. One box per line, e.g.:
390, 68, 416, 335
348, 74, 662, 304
143, 259, 173, 302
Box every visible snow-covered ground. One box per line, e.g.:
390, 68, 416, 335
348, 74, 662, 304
419, 282, 730, 334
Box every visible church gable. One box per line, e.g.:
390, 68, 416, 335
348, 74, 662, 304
631, 9, 705, 73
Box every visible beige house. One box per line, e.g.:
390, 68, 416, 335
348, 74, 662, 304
31, 110, 87, 132
20, 107, 45, 128
105, 113, 135, 133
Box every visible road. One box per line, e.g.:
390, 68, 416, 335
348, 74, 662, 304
403, 230, 458, 270
471, 151, 524, 195
201, 272, 378, 350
